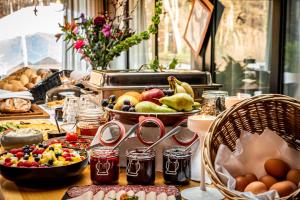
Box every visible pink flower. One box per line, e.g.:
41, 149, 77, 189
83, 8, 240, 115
94, 16, 106, 26
72, 27, 78, 35
74, 39, 85, 50
102, 24, 111, 38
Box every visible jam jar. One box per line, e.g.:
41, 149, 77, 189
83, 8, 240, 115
90, 147, 119, 184
126, 148, 155, 185
163, 147, 191, 185
76, 109, 106, 136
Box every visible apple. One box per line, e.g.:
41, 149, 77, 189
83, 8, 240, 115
140, 88, 165, 105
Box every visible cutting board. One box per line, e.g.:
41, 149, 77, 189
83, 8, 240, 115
0, 104, 50, 120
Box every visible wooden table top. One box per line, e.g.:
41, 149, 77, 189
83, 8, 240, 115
0, 167, 200, 200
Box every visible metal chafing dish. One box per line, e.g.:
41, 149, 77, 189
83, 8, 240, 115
84, 70, 222, 101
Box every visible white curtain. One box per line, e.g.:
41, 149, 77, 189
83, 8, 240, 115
128, 0, 151, 69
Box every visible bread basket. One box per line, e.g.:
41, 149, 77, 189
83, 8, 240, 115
203, 94, 300, 199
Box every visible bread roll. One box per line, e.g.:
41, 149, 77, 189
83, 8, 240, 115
3, 83, 13, 91
20, 74, 29, 85
0, 98, 31, 113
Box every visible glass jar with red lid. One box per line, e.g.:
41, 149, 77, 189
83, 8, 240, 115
76, 109, 106, 136
163, 146, 191, 185
90, 147, 119, 184
126, 147, 155, 185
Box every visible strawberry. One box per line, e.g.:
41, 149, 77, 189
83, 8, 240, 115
4, 162, 12, 167
31, 162, 39, 167
65, 157, 72, 161
10, 148, 23, 154
66, 133, 78, 142
23, 161, 32, 167
4, 158, 11, 163
36, 149, 44, 154
16, 152, 24, 159
17, 161, 24, 167
63, 153, 71, 158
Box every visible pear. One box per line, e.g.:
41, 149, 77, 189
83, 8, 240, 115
113, 95, 139, 110
159, 93, 194, 112
135, 101, 176, 113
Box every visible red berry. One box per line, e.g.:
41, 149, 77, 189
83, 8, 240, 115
63, 153, 71, 158
65, 157, 72, 161
66, 133, 78, 142
4, 162, 12, 167
31, 162, 39, 167
16, 152, 24, 159
23, 161, 32, 167
9, 149, 18, 154
36, 149, 44, 154
17, 161, 24, 167
63, 148, 70, 153
4, 158, 11, 163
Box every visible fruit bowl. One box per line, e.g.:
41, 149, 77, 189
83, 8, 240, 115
0, 144, 88, 184
0, 156, 88, 184
106, 108, 200, 126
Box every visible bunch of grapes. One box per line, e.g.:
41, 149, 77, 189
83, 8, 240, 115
101, 95, 116, 109
162, 89, 174, 96
121, 99, 135, 112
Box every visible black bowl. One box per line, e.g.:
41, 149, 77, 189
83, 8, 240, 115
0, 151, 88, 185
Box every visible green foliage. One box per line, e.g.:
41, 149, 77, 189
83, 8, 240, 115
58, 0, 162, 70
168, 57, 178, 69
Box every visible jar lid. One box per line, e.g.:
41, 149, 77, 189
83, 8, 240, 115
202, 90, 228, 98
77, 108, 103, 120
163, 146, 191, 158
91, 146, 119, 157
126, 147, 155, 160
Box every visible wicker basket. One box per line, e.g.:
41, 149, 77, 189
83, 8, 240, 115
203, 94, 300, 199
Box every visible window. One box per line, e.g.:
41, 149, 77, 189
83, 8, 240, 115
214, 0, 272, 96
109, 0, 195, 70
158, 0, 193, 69
283, 0, 300, 98
0, 0, 64, 76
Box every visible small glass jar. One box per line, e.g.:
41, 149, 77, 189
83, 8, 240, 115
163, 147, 191, 185
201, 90, 228, 116
126, 147, 155, 185
90, 147, 119, 185
76, 109, 106, 136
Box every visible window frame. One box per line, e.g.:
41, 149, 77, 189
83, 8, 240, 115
102, 0, 286, 94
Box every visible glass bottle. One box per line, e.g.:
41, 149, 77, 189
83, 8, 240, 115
201, 90, 228, 116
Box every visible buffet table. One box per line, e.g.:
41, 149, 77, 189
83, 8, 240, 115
0, 168, 199, 200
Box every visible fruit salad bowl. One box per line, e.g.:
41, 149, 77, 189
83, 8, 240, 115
0, 144, 88, 185
106, 108, 200, 126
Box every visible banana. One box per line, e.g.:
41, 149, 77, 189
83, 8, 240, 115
168, 76, 194, 98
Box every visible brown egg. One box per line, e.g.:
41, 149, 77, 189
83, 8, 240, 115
245, 173, 258, 183
244, 181, 268, 194
270, 181, 297, 197
235, 176, 250, 192
264, 159, 290, 179
287, 169, 300, 185
259, 175, 278, 189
